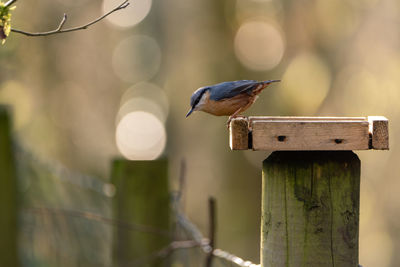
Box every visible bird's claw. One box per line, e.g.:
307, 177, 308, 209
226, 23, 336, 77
226, 116, 233, 129
226, 116, 239, 129
227, 115, 247, 129
226, 116, 236, 130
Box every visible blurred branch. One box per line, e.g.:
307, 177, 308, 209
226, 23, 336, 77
10, 0, 130, 37
4, 0, 17, 8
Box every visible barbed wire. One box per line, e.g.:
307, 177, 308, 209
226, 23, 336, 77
24, 207, 171, 237
172, 184, 260, 267
175, 205, 260, 266
13, 138, 112, 196
22, 193, 260, 266
128, 240, 200, 266
14, 139, 260, 266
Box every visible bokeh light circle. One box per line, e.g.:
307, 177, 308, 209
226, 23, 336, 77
234, 20, 285, 71
116, 111, 166, 160
112, 35, 161, 83
314, 1, 359, 47
335, 63, 400, 116
279, 52, 331, 114
103, 0, 152, 28
117, 97, 166, 124
120, 82, 169, 117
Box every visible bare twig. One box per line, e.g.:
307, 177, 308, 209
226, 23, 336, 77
206, 197, 216, 267
55, 14, 67, 31
4, 0, 17, 8
10, 0, 130, 37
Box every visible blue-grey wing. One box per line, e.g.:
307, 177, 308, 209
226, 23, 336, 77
208, 80, 259, 101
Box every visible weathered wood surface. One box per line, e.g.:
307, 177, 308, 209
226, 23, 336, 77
368, 116, 389, 150
0, 106, 19, 267
229, 117, 249, 150
111, 159, 170, 267
252, 119, 369, 151
250, 116, 367, 122
229, 116, 389, 151
261, 151, 360, 267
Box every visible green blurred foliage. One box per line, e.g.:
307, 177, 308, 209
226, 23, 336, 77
0, 1, 16, 44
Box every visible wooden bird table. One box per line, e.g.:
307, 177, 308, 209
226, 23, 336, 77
229, 116, 389, 267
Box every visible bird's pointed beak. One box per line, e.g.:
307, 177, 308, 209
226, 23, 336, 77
265, 79, 281, 84
186, 107, 194, 118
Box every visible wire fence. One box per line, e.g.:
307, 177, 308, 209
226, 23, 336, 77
15, 140, 112, 266
13, 139, 259, 267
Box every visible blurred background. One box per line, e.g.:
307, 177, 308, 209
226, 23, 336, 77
1, 0, 399, 266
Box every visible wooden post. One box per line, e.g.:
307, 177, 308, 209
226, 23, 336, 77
0, 106, 19, 266
111, 159, 170, 267
229, 116, 389, 267
262, 151, 360, 267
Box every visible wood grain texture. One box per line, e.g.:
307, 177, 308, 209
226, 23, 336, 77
250, 116, 367, 122
252, 119, 369, 151
229, 117, 249, 150
368, 116, 389, 150
229, 116, 389, 151
261, 151, 360, 267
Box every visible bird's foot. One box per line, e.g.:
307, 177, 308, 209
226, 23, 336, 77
234, 115, 246, 119
227, 115, 248, 129
226, 116, 235, 129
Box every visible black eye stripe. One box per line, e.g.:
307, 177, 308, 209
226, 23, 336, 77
193, 90, 206, 107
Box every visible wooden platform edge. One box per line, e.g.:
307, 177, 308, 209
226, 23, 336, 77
229, 116, 389, 151
368, 116, 389, 150
229, 117, 249, 150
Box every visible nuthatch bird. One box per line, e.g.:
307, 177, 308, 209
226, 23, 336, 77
186, 80, 280, 125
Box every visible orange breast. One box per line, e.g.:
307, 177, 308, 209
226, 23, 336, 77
202, 93, 255, 116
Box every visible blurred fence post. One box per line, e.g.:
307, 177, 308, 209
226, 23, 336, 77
0, 106, 19, 266
261, 151, 360, 267
111, 159, 170, 267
